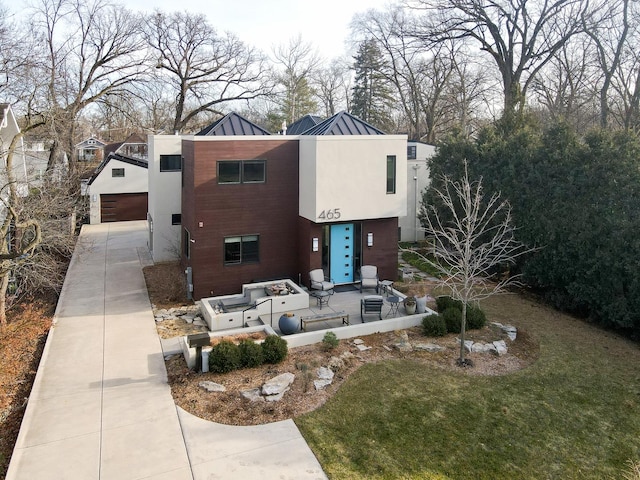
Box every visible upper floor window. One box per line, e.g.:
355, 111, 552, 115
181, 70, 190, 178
218, 160, 266, 184
386, 155, 396, 194
112, 168, 125, 178
407, 145, 417, 160
224, 235, 259, 265
160, 154, 182, 172
171, 214, 181, 225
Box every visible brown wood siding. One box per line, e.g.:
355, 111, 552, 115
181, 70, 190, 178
360, 218, 399, 282
100, 193, 147, 222
184, 139, 300, 298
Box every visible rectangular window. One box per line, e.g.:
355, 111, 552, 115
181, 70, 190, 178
183, 228, 191, 259
218, 160, 265, 184
171, 214, 181, 225
160, 154, 182, 172
407, 145, 417, 160
224, 235, 259, 265
112, 168, 125, 177
386, 155, 396, 194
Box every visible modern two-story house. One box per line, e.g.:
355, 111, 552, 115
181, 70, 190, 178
161, 111, 407, 299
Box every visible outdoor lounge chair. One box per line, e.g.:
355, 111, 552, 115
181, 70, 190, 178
359, 265, 379, 293
361, 295, 384, 321
309, 269, 335, 293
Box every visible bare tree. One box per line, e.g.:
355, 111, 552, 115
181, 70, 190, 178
417, 161, 529, 366
312, 57, 351, 117
271, 35, 320, 125
413, 0, 595, 115
583, 0, 631, 128
30, 0, 148, 173
147, 10, 273, 134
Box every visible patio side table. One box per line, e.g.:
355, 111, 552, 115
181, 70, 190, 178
379, 280, 394, 296
386, 295, 401, 317
310, 290, 331, 310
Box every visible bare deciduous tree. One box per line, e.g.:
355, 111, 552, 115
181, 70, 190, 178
417, 161, 529, 365
147, 10, 273, 134
413, 0, 595, 115
311, 57, 351, 117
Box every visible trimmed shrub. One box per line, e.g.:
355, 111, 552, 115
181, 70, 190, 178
322, 331, 339, 350
442, 307, 462, 333
436, 295, 463, 313
262, 334, 288, 364
208, 340, 241, 373
467, 305, 487, 330
422, 314, 447, 337
238, 339, 264, 368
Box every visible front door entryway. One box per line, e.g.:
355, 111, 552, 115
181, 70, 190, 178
329, 223, 354, 284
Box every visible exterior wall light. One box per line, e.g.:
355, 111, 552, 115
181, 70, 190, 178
367, 232, 374, 247
312, 237, 319, 252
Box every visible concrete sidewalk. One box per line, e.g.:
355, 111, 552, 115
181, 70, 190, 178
7, 221, 326, 480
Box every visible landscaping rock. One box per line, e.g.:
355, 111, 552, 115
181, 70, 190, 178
262, 372, 295, 396
317, 367, 334, 381
353, 339, 364, 345
314, 379, 332, 390
413, 342, 444, 352
457, 339, 474, 352
328, 356, 344, 371
199, 381, 226, 393
241, 388, 265, 402
356, 344, 372, 351
493, 340, 508, 356
472, 343, 493, 353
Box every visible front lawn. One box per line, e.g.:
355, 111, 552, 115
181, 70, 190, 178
296, 293, 640, 479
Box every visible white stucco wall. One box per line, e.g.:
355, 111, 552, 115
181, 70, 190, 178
148, 135, 183, 262
87, 158, 148, 224
299, 135, 408, 223
399, 142, 436, 242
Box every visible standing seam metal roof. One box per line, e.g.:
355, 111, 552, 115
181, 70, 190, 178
301, 111, 385, 135
196, 112, 271, 136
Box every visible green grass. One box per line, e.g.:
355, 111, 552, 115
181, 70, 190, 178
295, 294, 640, 479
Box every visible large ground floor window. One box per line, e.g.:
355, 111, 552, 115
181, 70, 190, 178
224, 235, 259, 265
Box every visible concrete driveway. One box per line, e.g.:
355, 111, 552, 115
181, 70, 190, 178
6, 221, 326, 480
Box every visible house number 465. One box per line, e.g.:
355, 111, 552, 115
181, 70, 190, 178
317, 208, 341, 220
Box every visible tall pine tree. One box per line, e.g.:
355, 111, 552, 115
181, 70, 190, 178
351, 39, 394, 131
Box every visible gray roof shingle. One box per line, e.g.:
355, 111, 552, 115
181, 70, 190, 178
301, 111, 385, 136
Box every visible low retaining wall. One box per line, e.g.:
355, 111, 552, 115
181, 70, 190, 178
282, 308, 437, 348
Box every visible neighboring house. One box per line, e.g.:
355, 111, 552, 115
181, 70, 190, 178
284, 114, 323, 135
0, 103, 28, 197
104, 133, 148, 160
76, 136, 107, 162
22, 137, 69, 186
86, 152, 148, 224
162, 110, 407, 299
399, 141, 436, 242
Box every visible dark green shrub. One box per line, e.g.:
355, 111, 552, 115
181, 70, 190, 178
262, 334, 288, 364
322, 331, 339, 350
238, 339, 264, 368
436, 295, 463, 313
422, 314, 447, 337
467, 305, 487, 330
208, 340, 241, 373
442, 307, 462, 333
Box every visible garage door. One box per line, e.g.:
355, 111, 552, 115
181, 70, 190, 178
100, 193, 148, 222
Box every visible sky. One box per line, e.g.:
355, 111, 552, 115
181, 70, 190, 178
122, 0, 392, 59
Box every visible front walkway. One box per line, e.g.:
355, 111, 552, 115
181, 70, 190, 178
6, 221, 326, 480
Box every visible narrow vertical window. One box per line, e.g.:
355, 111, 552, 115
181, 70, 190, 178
183, 228, 191, 259
386, 155, 396, 194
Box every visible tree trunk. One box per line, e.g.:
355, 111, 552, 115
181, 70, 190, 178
458, 301, 467, 364
0, 270, 9, 329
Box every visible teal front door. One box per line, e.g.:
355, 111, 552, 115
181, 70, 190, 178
330, 224, 354, 284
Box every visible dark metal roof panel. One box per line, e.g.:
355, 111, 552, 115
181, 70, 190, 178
287, 115, 323, 135
301, 111, 385, 135
196, 112, 271, 136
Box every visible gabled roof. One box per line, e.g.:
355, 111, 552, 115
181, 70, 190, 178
0, 103, 9, 129
75, 136, 107, 148
287, 115, 323, 135
196, 112, 271, 136
301, 111, 385, 136
87, 152, 148, 185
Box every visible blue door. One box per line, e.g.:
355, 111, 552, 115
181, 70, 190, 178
330, 224, 354, 284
